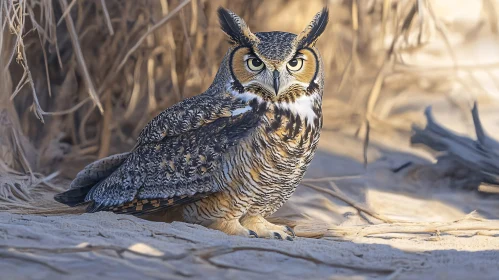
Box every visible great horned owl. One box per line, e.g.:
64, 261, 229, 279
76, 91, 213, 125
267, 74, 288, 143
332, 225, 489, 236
55, 7, 328, 240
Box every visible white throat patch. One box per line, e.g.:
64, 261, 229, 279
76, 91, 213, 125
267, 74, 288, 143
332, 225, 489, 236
229, 85, 263, 116
228, 82, 320, 125
231, 106, 252, 116
276, 94, 319, 126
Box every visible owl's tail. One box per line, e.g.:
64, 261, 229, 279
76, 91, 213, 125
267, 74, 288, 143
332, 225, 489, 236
54, 152, 130, 206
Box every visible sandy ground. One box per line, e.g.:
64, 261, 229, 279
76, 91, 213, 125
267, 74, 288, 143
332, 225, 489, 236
2, 119, 499, 279
1, 211, 498, 280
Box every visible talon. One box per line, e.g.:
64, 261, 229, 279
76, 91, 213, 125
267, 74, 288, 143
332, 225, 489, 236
286, 236, 294, 241
285, 225, 296, 238
248, 230, 259, 238
273, 232, 283, 240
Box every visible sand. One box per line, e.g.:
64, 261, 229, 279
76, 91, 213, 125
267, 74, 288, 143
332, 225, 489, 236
2, 123, 499, 279
2, 201, 498, 279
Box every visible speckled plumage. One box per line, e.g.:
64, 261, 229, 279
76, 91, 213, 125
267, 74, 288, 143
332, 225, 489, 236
55, 7, 329, 240
254, 32, 296, 61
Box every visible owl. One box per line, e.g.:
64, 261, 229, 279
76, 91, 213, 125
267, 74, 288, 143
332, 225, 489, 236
55, 7, 328, 240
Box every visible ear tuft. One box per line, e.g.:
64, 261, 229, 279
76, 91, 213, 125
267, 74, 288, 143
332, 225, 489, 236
218, 7, 258, 46
297, 7, 329, 49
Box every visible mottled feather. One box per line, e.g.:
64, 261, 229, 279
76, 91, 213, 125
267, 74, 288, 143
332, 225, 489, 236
84, 107, 261, 212
297, 8, 329, 49
107, 193, 209, 215
217, 7, 258, 46
54, 152, 129, 206
55, 7, 329, 240
137, 93, 245, 145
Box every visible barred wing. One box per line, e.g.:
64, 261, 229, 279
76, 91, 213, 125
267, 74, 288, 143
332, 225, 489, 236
85, 110, 260, 213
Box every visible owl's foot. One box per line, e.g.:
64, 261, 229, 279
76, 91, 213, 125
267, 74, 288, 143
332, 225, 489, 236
240, 215, 295, 241
207, 219, 258, 238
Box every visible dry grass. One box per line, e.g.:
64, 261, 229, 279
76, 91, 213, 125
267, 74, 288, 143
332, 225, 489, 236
1, 0, 498, 211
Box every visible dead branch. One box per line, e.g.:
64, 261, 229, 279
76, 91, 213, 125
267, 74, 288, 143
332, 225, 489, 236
0, 250, 68, 274
117, 0, 191, 71
325, 214, 499, 239
301, 181, 398, 223
411, 102, 499, 189
0, 244, 187, 261
194, 245, 396, 275
58, 0, 103, 114
302, 175, 363, 183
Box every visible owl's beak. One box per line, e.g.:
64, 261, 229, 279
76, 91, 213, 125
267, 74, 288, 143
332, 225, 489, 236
273, 70, 280, 94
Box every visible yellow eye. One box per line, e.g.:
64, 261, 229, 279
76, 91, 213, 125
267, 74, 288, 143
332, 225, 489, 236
247, 58, 264, 72
287, 58, 304, 71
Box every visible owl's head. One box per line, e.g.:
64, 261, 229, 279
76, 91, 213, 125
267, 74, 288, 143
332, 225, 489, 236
218, 7, 328, 102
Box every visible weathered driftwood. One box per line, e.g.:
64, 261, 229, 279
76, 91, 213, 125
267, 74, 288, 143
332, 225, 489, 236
324, 213, 499, 239
411, 102, 499, 190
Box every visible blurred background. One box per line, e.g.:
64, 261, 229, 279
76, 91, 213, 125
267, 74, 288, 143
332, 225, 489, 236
1, 0, 499, 222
